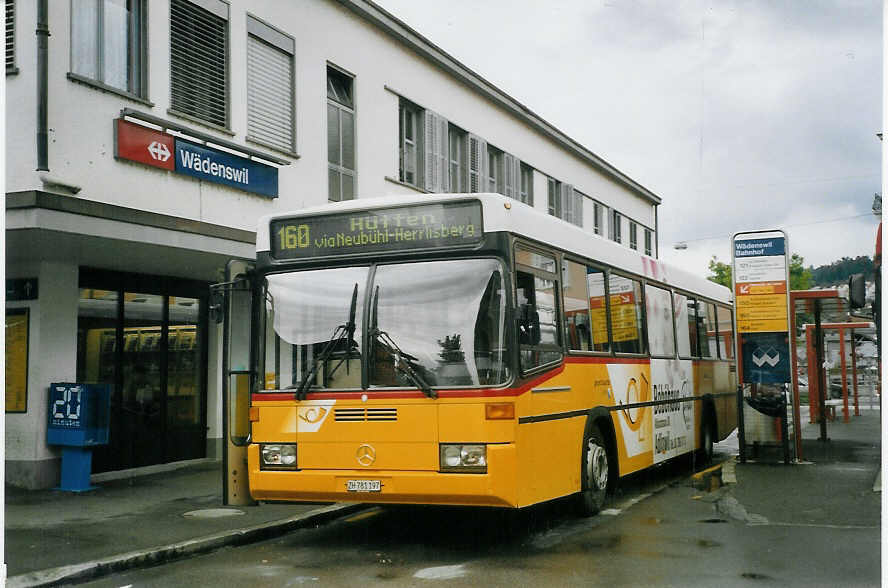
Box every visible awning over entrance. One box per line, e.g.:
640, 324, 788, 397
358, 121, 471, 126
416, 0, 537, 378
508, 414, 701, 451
7, 191, 256, 281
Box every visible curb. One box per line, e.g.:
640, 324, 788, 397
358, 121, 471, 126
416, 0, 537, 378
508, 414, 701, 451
691, 461, 726, 491
7, 503, 366, 588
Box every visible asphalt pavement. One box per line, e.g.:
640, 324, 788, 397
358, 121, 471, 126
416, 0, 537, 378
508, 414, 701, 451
5, 407, 881, 587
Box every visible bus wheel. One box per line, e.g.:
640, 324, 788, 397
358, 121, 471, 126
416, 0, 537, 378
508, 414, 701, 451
577, 424, 609, 516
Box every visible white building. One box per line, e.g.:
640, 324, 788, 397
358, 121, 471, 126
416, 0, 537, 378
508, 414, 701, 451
5, 0, 661, 488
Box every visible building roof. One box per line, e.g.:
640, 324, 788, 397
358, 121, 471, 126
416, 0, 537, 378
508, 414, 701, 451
337, 0, 663, 206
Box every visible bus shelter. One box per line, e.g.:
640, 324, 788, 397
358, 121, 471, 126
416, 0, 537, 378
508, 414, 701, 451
788, 290, 875, 460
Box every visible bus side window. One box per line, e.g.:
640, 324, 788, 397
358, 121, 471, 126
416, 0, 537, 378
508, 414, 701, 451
674, 291, 692, 358
562, 259, 592, 351
608, 274, 646, 354
645, 284, 675, 357
696, 301, 715, 358
717, 304, 735, 359
516, 269, 562, 370
686, 297, 700, 357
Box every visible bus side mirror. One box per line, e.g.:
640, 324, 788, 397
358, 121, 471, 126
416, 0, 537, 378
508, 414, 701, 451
209, 288, 225, 324
848, 274, 866, 309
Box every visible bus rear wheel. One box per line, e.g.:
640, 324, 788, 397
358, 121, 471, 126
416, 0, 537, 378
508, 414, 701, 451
577, 424, 609, 516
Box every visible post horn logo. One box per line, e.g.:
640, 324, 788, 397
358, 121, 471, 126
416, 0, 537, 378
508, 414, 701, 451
356, 444, 376, 467
298, 407, 327, 424
620, 373, 650, 435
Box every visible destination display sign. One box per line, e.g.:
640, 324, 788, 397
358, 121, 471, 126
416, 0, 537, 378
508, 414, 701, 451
270, 201, 484, 259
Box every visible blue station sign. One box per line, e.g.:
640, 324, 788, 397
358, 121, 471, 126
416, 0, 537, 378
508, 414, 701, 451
735, 237, 786, 258
116, 118, 279, 198
175, 140, 278, 198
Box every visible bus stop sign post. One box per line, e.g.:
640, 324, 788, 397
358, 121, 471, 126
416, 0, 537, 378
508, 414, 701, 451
732, 230, 794, 465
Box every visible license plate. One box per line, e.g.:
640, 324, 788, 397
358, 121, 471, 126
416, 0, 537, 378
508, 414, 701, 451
347, 479, 381, 493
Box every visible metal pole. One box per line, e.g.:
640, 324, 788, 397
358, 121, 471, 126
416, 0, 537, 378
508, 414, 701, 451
789, 295, 802, 461
806, 324, 818, 423
36, 0, 50, 171
815, 300, 828, 442
737, 384, 746, 463
781, 386, 790, 464
840, 327, 849, 422
850, 330, 859, 416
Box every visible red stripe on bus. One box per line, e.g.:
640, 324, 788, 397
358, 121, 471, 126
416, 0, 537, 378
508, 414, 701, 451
252, 364, 565, 401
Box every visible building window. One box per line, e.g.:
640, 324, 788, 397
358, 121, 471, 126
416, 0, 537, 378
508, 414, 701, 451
448, 125, 467, 192
547, 177, 560, 218
519, 163, 533, 205
593, 202, 603, 235
399, 99, 422, 187
629, 222, 638, 250
246, 16, 295, 154
487, 146, 503, 193
611, 210, 622, 244
548, 178, 581, 227
71, 0, 145, 96
6, 0, 16, 74
644, 229, 653, 256
327, 66, 355, 202
170, 0, 228, 128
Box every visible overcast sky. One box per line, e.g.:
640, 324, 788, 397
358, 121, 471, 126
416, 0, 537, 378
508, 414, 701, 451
375, 0, 883, 278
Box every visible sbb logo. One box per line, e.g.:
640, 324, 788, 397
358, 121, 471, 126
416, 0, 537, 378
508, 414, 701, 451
148, 141, 171, 162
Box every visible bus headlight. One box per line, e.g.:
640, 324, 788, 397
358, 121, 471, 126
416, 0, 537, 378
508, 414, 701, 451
439, 444, 487, 473
260, 444, 298, 470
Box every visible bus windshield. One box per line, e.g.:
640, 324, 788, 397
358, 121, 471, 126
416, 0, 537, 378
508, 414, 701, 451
263, 258, 509, 391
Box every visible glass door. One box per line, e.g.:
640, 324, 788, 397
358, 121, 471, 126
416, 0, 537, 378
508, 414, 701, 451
121, 292, 165, 468
166, 296, 203, 461
78, 271, 208, 473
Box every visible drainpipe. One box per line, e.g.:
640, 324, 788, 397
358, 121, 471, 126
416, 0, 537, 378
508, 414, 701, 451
654, 205, 659, 258
36, 0, 49, 171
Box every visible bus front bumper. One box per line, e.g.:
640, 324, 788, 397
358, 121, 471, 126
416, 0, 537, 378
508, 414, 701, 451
247, 443, 518, 508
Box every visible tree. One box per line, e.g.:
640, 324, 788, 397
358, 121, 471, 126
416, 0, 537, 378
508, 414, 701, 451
707, 256, 732, 288
789, 253, 812, 291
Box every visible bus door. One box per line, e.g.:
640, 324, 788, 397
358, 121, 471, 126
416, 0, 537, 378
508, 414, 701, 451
211, 259, 257, 506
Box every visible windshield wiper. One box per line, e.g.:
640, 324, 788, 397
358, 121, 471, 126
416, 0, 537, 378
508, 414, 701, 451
294, 283, 358, 400
369, 286, 436, 399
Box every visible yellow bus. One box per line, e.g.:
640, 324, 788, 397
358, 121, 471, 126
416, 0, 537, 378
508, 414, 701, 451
219, 193, 737, 515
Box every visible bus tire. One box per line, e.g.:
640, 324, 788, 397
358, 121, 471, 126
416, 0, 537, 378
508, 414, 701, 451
577, 423, 610, 516
698, 407, 716, 465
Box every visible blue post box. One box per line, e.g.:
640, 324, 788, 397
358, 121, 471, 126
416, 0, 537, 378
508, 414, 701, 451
47, 383, 111, 492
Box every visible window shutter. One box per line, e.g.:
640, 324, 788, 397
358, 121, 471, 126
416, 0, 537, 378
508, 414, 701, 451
170, 0, 228, 128
560, 183, 574, 223
247, 36, 293, 153
468, 134, 487, 192
5, 0, 13, 71
503, 153, 521, 199
424, 111, 448, 193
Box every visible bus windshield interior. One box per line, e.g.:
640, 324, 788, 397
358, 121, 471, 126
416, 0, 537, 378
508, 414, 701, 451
263, 258, 510, 391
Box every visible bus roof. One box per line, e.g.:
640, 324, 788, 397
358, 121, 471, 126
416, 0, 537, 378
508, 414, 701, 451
257, 193, 732, 305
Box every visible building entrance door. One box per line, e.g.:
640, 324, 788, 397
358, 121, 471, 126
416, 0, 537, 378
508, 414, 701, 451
77, 271, 207, 473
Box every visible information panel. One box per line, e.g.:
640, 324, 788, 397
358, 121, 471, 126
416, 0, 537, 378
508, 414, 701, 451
270, 201, 483, 260
733, 230, 791, 384
6, 308, 29, 412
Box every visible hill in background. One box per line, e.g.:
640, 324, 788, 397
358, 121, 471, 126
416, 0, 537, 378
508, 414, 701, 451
809, 256, 873, 287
